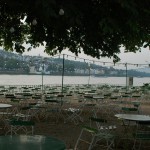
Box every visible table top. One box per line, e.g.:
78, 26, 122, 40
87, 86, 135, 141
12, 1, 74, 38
0, 135, 66, 150
0, 103, 12, 108
93, 96, 104, 99
84, 92, 97, 95
115, 114, 150, 122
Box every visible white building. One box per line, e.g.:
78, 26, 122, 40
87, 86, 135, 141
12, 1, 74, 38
29, 66, 37, 74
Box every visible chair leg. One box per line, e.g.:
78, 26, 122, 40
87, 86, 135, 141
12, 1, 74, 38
10, 126, 17, 135
107, 139, 114, 150
74, 129, 96, 150
74, 129, 84, 150
132, 139, 137, 150
88, 136, 95, 150
32, 126, 34, 135
138, 140, 142, 150
11, 125, 13, 135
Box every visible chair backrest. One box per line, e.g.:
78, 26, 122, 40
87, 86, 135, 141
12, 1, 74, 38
133, 121, 150, 144
13, 106, 32, 121
89, 116, 117, 133
89, 117, 107, 132
10, 120, 35, 126
137, 121, 150, 130
132, 102, 141, 108
90, 117, 107, 123
10, 119, 35, 135
121, 107, 138, 114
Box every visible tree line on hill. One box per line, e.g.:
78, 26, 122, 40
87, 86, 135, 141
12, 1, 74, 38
0, 50, 150, 77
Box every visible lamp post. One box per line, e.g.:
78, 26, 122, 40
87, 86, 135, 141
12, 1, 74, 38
125, 63, 128, 91
88, 63, 91, 85
58, 54, 65, 106
61, 54, 65, 94
41, 59, 44, 94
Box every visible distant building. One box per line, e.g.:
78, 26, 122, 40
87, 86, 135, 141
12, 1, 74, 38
94, 69, 105, 75
29, 66, 37, 74
109, 70, 118, 75
137, 67, 150, 73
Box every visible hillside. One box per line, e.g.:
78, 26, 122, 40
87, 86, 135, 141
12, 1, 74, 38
0, 49, 150, 77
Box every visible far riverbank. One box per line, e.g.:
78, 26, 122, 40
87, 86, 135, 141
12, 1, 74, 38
0, 75, 149, 86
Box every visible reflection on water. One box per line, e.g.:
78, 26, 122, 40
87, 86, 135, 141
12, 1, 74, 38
0, 74, 149, 86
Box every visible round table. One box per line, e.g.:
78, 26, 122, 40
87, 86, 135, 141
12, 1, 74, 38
0, 103, 12, 109
115, 114, 150, 122
0, 135, 66, 150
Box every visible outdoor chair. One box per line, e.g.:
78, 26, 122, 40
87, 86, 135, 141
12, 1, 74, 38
57, 94, 65, 106
0, 107, 13, 125
74, 117, 117, 150
45, 98, 62, 123
5, 94, 16, 99
29, 104, 46, 121
121, 107, 139, 127
132, 102, 141, 113
10, 98, 20, 104
63, 100, 85, 125
132, 95, 142, 101
132, 121, 150, 150
32, 95, 42, 101
5, 119, 35, 135
121, 107, 139, 114
13, 106, 31, 121
121, 94, 131, 105
74, 126, 98, 150
89, 117, 117, 132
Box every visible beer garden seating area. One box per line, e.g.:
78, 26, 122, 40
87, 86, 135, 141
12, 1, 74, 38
0, 84, 150, 149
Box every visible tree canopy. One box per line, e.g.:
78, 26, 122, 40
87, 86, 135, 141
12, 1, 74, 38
0, 0, 150, 61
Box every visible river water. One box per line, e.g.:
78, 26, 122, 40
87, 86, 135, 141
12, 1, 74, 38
0, 74, 149, 86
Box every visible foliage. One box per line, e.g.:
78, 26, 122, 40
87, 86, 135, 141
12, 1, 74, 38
0, 0, 150, 61
0, 56, 29, 72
